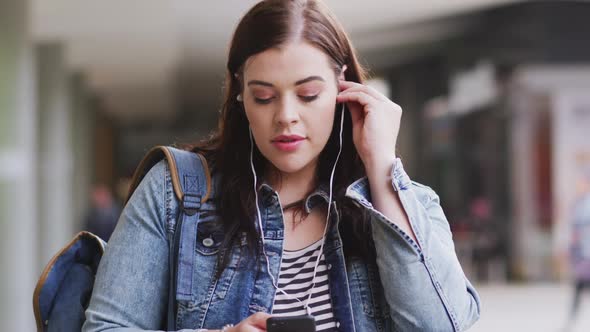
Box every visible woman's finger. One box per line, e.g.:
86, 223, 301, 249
347, 104, 363, 130
336, 90, 377, 110
340, 85, 387, 102
338, 80, 387, 101
249, 312, 271, 328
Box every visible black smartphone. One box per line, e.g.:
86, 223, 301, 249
266, 315, 316, 332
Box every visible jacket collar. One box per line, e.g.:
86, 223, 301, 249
258, 181, 332, 212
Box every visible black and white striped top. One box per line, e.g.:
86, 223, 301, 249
271, 238, 338, 331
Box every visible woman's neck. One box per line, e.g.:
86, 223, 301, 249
265, 162, 318, 206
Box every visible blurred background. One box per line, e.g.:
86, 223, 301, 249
2, 0, 590, 330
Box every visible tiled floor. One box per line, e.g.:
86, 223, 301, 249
470, 283, 590, 332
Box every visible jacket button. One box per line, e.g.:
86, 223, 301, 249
327, 263, 332, 270
336, 321, 340, 328
203, 237, 214, 247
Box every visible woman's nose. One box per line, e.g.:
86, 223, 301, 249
274, 98, 299, 126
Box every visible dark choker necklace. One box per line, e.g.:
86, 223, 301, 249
281, 198, 306, 211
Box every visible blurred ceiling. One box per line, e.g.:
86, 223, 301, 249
31, 0, 526, 122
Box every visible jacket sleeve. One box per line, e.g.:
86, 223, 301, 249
345, 159, 481, 332
82, 160, 194, 332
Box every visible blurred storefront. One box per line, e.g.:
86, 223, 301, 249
374, 1, 590, 282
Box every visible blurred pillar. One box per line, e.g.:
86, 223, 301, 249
0, 0, 38, 330
36, 43, 75, 265
94, 112, 116, 188
508, 91, 542, 280
70, 72, 95, 231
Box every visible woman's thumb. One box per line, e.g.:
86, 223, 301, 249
250, 312, 272, 328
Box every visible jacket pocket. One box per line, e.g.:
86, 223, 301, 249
176, 223, 244, 328
195, 216, 225, 255
192, 219, 245, 304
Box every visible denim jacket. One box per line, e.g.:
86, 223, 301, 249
83, 158, 480, 332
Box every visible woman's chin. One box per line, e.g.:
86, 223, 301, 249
268, 157, 312, 175
272, 163, 305, 175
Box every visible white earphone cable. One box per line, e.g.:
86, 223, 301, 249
249, 102, 346, 316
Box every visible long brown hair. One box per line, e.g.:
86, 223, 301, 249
188, 0, 372, 273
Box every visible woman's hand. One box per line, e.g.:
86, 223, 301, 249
336, 80, 401, 172
337, 79, 418, 244
226, 312, 271, 332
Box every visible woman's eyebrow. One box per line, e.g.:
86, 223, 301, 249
247, 76, 325, 87
294, 76, 325, 85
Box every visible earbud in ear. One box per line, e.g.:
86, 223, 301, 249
237, 94, 243, 102
339, 65, 348, 80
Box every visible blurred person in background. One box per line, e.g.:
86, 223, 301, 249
82, 1, 480, 331
567, 170, 590, 329
470, 196, 506, 282
83, 184, 121, 242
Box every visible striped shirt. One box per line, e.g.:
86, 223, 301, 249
271, 238, 337, 331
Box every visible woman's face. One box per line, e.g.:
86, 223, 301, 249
241, 41, 340, 175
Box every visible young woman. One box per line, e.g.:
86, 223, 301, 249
83, 1, 481, 331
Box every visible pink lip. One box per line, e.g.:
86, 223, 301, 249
271, 135, 305, 152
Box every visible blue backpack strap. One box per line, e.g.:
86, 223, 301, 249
126, 145, 211, 330
125, 145, 211, 206
164, 147, 210, 300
